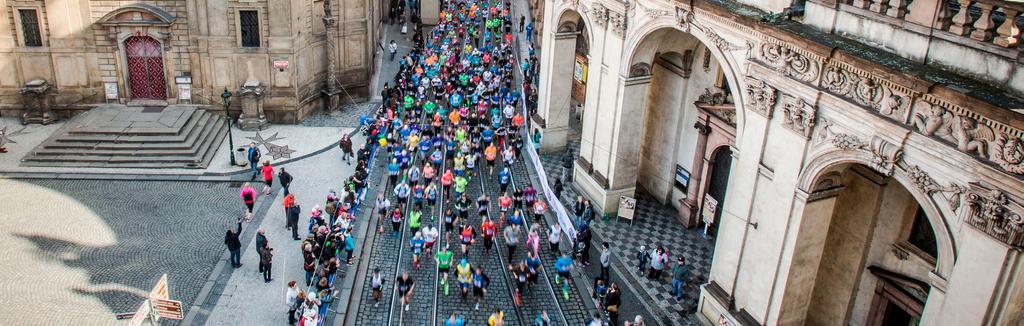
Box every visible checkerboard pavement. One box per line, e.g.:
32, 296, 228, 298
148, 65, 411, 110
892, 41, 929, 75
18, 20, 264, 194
538, 113, 715, 325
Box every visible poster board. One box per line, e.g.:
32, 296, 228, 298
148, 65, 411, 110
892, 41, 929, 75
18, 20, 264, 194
104, 82, 119, 101
702, 194, 718, 225
617, 195, 636, 221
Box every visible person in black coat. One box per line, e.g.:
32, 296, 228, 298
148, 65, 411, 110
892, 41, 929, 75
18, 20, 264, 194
278, 168, 293, 196
225, 218, 243, 267
287, 204, 302, 240
605, 282, 622, 325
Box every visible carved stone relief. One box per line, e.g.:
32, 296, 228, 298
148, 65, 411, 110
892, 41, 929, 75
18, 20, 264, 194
743, 76, 777, 118
759, 41, 820, 83
780, 94, 816, 139
609, 11, 627, 36
821, 64, 911, 121
817, 118, 903, 176
909, 99, 1024, 175
905, 165, 967, 212
590, 3, 608, 28
965, 184, 1024, 248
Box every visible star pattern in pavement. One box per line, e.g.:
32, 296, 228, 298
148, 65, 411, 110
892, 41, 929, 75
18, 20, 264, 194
245, 132, 295, 160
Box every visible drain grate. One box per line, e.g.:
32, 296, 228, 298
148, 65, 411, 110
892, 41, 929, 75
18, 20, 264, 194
141, 106, 165, 113
228, 181, 243, 188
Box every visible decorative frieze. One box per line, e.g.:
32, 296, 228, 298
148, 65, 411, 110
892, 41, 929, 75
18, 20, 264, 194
821, 62, 913, 122
965, 184, 1024, 248
757, 39, 821, 84
779, 94, 816, 139
911, 96, 1024, 176
743, 76, 777, 118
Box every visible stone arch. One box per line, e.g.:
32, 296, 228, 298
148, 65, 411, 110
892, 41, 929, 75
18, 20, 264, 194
554, 6, 594, 51
98, 3, 177, 27
798, 149, 957, 278
622, 18, 748, 137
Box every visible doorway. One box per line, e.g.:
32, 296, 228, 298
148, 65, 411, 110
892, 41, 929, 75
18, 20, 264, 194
124, 36, 166, 99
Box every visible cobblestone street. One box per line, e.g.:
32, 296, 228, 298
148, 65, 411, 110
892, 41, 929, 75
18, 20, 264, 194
0, 179, 240, 325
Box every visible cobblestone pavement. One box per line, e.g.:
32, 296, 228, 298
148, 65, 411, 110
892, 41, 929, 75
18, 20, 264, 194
0, 179, 239, 325
483, 155, 591, 324
301, 101, 381, 128
203, 131, 364, 325
538, 112, 714, 325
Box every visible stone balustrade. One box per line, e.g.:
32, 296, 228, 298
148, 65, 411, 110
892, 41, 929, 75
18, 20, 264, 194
945, 0, 1022, 47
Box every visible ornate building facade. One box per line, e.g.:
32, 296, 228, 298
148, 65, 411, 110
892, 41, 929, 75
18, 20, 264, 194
0, 0, 380, 122
536, 0, 1024, 324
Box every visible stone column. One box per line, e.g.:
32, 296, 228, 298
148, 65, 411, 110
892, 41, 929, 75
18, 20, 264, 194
322, 0, 342, 112
535, 30, 576, 154
237, 80, 268, 130
420, 0, 440, 25
680, 118, 712, 227
18, 79, 55, 125
574, 74, 651, 214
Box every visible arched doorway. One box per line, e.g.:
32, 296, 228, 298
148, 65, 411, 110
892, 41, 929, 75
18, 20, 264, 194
124, 36, 166, 100
535, 9, 589, 154
700, 146, 732, 238
778, 163, 943, 325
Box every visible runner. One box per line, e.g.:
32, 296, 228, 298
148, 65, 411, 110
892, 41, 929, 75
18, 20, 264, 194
410, 231, 425, 269
555, 252, 574, 300
371, 268, 384, 307
395, 271, 415, 312
436, 244, 454, 295
472, 267, 491, 310
481, 217, 497, 255
456, 258, 473, 298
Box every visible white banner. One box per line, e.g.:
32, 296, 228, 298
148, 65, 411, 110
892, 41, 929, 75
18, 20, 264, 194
512, 33, 577, 244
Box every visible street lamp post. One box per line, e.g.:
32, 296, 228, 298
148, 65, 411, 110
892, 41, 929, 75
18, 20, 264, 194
222, 88, 237, 166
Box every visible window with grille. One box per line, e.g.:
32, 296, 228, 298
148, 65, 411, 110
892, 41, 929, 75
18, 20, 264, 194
19, 9, 42, 47
239, 10, 260, 47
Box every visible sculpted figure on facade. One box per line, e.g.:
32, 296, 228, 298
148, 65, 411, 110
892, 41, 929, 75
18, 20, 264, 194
952, 116, 994, 157
743, 76, 777, 118
780, 94, 816, 139
759, 41, 820, 83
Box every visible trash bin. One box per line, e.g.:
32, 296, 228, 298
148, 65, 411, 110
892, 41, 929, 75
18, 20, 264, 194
235, 147, 249, 167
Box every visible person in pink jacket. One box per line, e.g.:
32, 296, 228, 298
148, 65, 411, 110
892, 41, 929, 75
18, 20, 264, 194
240, 183, 257, 221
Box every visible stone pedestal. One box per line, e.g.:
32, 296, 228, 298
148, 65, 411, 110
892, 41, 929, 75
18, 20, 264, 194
19, 79, 55, 125
237, 80, 268, 130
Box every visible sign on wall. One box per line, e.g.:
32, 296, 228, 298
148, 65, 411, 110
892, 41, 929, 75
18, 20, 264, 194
273, 60, 289, 70
175, 76, 192, 101
675, 165, 691, 192
104, 82, 119, 100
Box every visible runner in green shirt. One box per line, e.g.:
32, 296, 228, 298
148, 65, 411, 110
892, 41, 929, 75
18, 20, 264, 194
436, 245, 454, 288
454, 176, 469, 197
409, 208, 422, 234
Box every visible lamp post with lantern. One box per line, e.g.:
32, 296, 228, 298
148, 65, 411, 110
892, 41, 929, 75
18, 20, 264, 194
221, 88, 237, 166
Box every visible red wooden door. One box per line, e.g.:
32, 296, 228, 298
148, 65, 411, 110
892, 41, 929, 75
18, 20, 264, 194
125, 36, 166, 99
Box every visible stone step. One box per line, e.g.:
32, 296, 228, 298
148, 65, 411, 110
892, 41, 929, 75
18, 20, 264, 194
22, 108, 229, 169
32, 118, 226, 158
24, 154, 204, 164
54, 111, 217, 144
45, 112, 220, 149
195, 117, 230, 168
65, 107, 203, 136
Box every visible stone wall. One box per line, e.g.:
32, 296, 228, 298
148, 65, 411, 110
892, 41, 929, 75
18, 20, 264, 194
0, 0, 377, 123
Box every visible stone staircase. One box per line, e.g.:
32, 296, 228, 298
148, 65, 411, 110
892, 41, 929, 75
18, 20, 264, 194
22, 105, 228, 169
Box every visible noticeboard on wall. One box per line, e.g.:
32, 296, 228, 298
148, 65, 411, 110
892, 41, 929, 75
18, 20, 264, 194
675, 165, 690, 192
